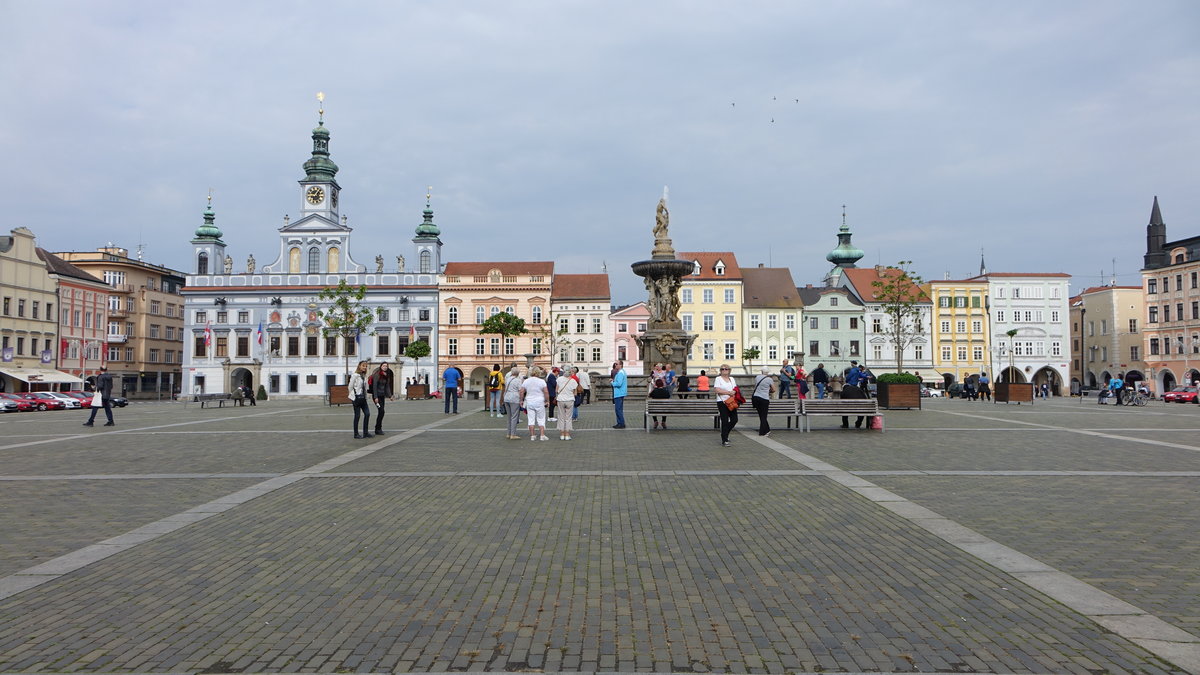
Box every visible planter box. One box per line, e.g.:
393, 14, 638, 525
877, 383, 921, 409
328, 384, 351, 406
994, 382, 1034, 403
405, 384, 429, 400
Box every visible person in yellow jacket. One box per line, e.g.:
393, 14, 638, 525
486, 363, 505, 417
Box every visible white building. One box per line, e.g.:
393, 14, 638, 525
181, 108, 441, 398
972, 272, 1071, 394
551, 274, 613, 375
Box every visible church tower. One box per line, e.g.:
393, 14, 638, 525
822, 206, 865, 286
1143, 196, 1167, 270
190, 194, 226, 275
412, 187, 443, 275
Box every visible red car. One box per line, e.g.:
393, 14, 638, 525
1162, 386, 1199, 403
20, 393, 67, 411
0, 392, 36, 412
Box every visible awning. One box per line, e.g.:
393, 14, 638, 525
0, 367, 85, 384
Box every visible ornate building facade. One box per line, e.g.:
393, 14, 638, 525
1140, 196, 1200, 392
181, 108, 441, 398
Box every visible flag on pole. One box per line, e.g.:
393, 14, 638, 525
410, 324, 417, 342
255, 321, 264, 346
204, 320, 212, 347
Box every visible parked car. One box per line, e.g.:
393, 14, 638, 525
1162, 386, 1199, 403
21, 393, 67, 411
43, 392, 82, 409
63, 390, 129, 408
920, 386, 944, 398
0, 398, 18, 413
0, 393, 37, 412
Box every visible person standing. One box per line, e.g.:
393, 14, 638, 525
502, 366, 524, 440
546, 367, 559, 422
486, 363, 504, 417
713, 365, 739, 447
811, 363, 829, 399
349, 360, 372, 439
578, 368, 592, 405
977, 372, 992, 401
521, 366, 550, 441
442, 364, 462, 414
752, 366, 775, 436
570, 367, 583, 421
371, 362, 394, 435
664, 362, 677, 390
778, 360, 795, 399
82, 366, 115, 427
557, 370, 579, 440
611, 361, 627, 429
1109, 374, 1124, 405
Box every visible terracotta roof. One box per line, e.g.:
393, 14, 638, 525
36, 248, 106, 285
443, 261, 554, 276
841, 267, 931, 303
551, 274, 610, 300
678, 252, 741, 280
741, 267, 803, 308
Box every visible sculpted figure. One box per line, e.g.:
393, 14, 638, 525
223, 255, 233, 274
246, 254, 256, 274
653, 198, 669, 242
375, 255, 384, 273
396, 255, 405, 272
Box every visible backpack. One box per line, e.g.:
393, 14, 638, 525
488, 373, 499, 388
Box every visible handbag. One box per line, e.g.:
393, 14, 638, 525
90, 392, 103, 408
724, 396, 740, 411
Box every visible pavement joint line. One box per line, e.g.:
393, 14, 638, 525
741, 428, 1200, 670
932, 408, 1200, 453
0, 473, 282, 481
0, 404, 327, 452
0, 407, 471, 603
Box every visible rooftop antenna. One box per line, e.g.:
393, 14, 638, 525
1111, 257, 1117, 286
601, 260, 608, 274
136, 243, 144, 261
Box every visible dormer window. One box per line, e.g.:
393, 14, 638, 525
714, 260, 726, 276
693, 260, 701, 275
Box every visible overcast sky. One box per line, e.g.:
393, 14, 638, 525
8, 1, 1199, 305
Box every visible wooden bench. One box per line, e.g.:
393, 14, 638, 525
644, 397, 800, 431
194, 393, 242, 409
799, 399, 883, 432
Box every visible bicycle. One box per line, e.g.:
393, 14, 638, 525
1128, 391, 1149, 406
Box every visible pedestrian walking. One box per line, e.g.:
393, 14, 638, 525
557, 369, 578, 440
611, 361, 627, 428
713, 364, 739, 447
349, 360, 372, 439
82, 366, 115, 427
442, 364, 462, 414
371, 362, 394, 435
486, 363, 504, 416
978, 372, 992, 401
521, 366, 550, 441
502, 366, 524, 439
752, 366, 775, 436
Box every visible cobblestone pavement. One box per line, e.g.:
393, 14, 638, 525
0, 396, 1196, 673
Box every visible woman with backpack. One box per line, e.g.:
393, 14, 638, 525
486, 363, 504, 417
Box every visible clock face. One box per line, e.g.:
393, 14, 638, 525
306, 186, 325, 205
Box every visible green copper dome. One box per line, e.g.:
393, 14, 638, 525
415, 200, 440, 238
302, 122, 339, 183
193, 201, 223, 241
826, 222, 864, 267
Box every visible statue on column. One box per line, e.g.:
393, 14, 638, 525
651, 186, 676, 259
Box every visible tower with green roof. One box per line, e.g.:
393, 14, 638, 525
411, 187, 442, 275
823, 206, 865, 287
190, 194, 226, 275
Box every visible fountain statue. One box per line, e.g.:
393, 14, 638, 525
630, 187, 697, 374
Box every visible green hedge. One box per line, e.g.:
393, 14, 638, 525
876, 372, 922, 384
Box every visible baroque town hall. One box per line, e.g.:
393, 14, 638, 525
181, 106, 442, 397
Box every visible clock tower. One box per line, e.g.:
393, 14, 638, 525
299, 93, 340, 221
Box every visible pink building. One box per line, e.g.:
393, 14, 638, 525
609, 302, 649, 375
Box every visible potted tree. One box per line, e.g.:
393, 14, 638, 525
402, 339, 432, 399
317, 280, 376, 405
869, 261, 927, 409
994, 328, 1034, 403
875, 372, 922, 409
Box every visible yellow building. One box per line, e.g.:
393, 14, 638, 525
678, 252, 743, 372
928, 279, 991, 387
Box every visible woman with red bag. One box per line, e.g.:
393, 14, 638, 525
713, 364, 739, 447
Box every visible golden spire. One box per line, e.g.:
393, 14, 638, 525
316, 92, 325, 124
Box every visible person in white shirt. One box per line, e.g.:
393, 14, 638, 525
520, 366, 550, 441
502, 366, 525, 440
348, 360, 372, 439
712, 364, 739, 447
752, 366, 776, 436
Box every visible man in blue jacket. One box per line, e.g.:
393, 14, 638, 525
611, 361, 627, 428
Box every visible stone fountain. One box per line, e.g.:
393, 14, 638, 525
631, 189, 697, 374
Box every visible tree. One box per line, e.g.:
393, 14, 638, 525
479, 312, 528, 366
317, 279, 377, 382
741, 346, 761, 374
404, 339, 431, 361
869, 261, 927, 373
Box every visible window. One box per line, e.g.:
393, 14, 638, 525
575, 346, 586, 362
1193, 272, 1198, 289
849, 318, 858, 330
532, 337, 542, 355
829, 340, 840, 356
448, 307, 458, 325
448, 338, 458, 356
376, 308, 389, 322
475, 338, 485, 355
702, 313, 714, 331
576, 317, 586, 333
809, 341, 819, 356
767, 314, 777, 330
724, 289, 735, 303
724, 313, 735, 331
149, 324, 160, 339
941, 346, 952, 361
830, 317, 839, 330
1163, 277, 1170, 292
195, 336, 207, 357
1129, 318, 1138, 333
848, 340, 860, 356
785, 344, 795, 357
786, 314, 795, 330
702, 289, 713, 304
1150, 338, 1160, 355
505, 338, 515, 355
532, 306, 542, 324
724, 342, 736, 359
148, 300, 160, 315
996, 310, 1005, 323
31, 301, 39, 319
196, 310, 207, 323
750, 315, 759, 329
560, 316, 570, 333
956, 320, 966, 333
972, 320, 982, 333
72, 310, 81, 327
955, 296, 967, 308
324, 337, 337, 356
715, 262, 726, 276
236, 336, 249, 357
637, 323, 646, 332
1194, 302, 1199, 320
681, 289, 692, 304
215, 337, 228, 357
957, 346, 968, 360
1179, 303, 1186, 323
971, 296, 981, 308
476, 306, 485, 324
873, 344, 883, 360
1051, 341, 1061, 357
972, 346, 983, 360
306, 336, 319, 356
377, 335, 390, 355
420, 250, 432, 273
592, 318, 601, 333
287, 335, 300, 356
217, 311, 228, 323
767, 345, 777, 360
1164, 305, 1171, 323
1050, 311, 1059, 323
17, 299, 25, 317
490, 306, 500, 317
1148, 279, 1158, 294
830, 297, 839, 307
307, 247, 320, 273
148, 348, 160, 363
490, 338, 500, 355
419, 309, 430, 322
939, 296, 951, 308
809, 317, 818, 330
1130, 345, 1139, 361
681, 314, 692, 331
872, 318, 882, 333
108, 345, 121, 361
702, 342, 714, 360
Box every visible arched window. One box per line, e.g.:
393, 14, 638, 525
505, 306, 514, 315
308, 247, 320, 273
448, 307, 458, 325
327, 247, 339, 273
532, 306, 542, 324
420, 250, 432, 273
490, 305, 500, 317
197, 252, 209, 275
476, 306, 485, 324
289, 247, 301, 273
